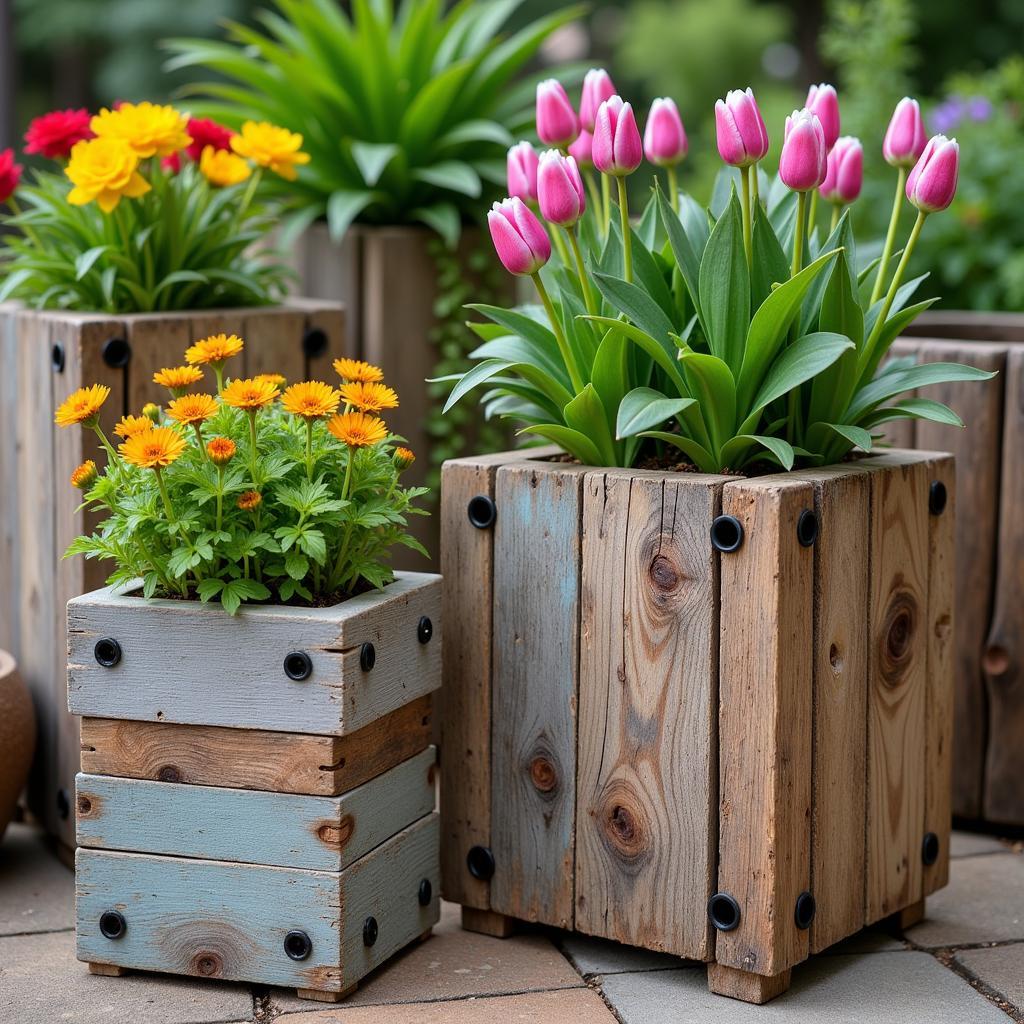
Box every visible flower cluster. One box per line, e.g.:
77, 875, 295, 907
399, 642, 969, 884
58, 336, 425, 613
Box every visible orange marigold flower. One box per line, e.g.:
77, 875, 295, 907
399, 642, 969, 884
340, 381, 398, 413
333, 358, 383, 384
281, 380, 342, 420
154, 365, 204, 391
255, 373, 287, 387
70, 460, 97, 489
114, 414, 154, 439
327, 411, 389, 448
220, 377, 280, 410
185, 333, 244, 367
55, 384, 110, 427
237, 490, 262, 511
393, 447, 416, 471
166, 393, 219, 426
119, 426, 187, 470
207, 436, 237, 466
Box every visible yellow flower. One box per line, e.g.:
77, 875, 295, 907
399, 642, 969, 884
142, 403, 161, 423
199, 145, 252, 187
65, 137, 150, 214
394, 447, 416, 471
220, 377, 280, 410
55, 384, 110, 427
114, 414, 154, 439
119, 426, 187, 470
327, 411, 389, 448
255, 373, 287, 387
166, 393, 219, 426
154, 365, 205, 393
230, 121, 310, 180
333, 358, 383, 384
185, 333, 244, 367
91, 102, 191, 159
70, 460, 98, 490
237, 490, 263, 511
340, 380, 399, 413
281, 380, 342, 420
207, 436, 237, 466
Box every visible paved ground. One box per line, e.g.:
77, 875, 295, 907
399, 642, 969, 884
1, 822, 1021, 1023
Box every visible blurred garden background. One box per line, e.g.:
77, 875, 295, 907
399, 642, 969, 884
2, 0, 1023, 310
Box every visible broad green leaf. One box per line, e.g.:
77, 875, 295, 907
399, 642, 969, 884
847, 362, 997, 421
583, 316, 686, 395
437, 118, 513, 148
350, 141, 399, 186
410, 203, 460, 247
326, 190, 375, 241
698, 189, 748, 373
806, 421, 874, 453
750, 205, 788, 310
616, 388, 695, 438
749, 332, 854, 419
74, 245, 112, 281
412, 161, 482, 197
862, 398, 964, 429
519, 423, 604, 466
564, 384, 617, 465
656, 182, 703, 330
470, 335, 570, 390
677, 349, 736, 452
640, 431, 717, 473
592, 272, 675, 349
720, 433, 796, 470
590, 327, 629, 434
857, 298, 938, 384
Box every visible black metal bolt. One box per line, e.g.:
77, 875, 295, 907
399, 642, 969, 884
101, 337, 131, 369
284, 929, 312, 961
417, 616, 433, 645
797, 509, 819, 548
418, 879, 433, 907
362, 916, 378, 947
94, 637, 122, 668
99, 910, 126, 940
710, 515, 744, 553
467, 495, 497, 530
51, 343, 66, 373
359, 642, 376, 672
795, 891, 816, 930
708, 892, 741, 932
929, 481, 948, 516
922, 832, 940, 866
302, 327, 328, 358
56, 788, 70, 820
283, 651, 313, 681
467, 845, 496, 881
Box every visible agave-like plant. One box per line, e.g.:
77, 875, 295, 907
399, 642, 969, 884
165, 0, 584, 246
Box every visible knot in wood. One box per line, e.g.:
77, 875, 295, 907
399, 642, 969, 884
77, 795, 94, 816
529, 755, 558, 794
648, 554, 681, 593
597, 782, 651, 871
316, 815, 354, 849
982, 644, 1010, 678
881, 590, 918, 685
157, 765, 182, 784
191, 951, 224, 978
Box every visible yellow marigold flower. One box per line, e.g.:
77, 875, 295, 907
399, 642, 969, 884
55, 384, 110, 427
281, 380, 342, 420
166, 393, 219, 426
91, 102, 191, 159
340, 380, 399, 413
327, 411, 389, 448
142, 403, 161, 423
114, 414, 154, 439
119, 426, 187, 470
230, 121, 310, 180
237, 490, 263, 511
199, 145, 252, 187
70, 460, 98, 490
185, 333, 244, 367
333, 358, 383, 384
220, 377, 280, 410
65, 137, 150, 213
154, 365, 204, 392
393, 447, 416, 471
255, 373, 287, 387
207, 436, 237, 466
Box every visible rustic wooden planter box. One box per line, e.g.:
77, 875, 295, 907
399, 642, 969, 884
439, 448, 954, 1004
67, 575, 441, 1001
0, 300, 347, 850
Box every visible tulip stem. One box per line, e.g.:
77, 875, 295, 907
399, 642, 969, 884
870, 166, 907, 306
550, 226, 571, 267
564, 227, 598, 317
584, 169, 603, 229
740, 167, 752, 268
751, 164, 761, 210
667, 165, 680, 214
829, 205, 840, 233
601, 173, 612, 237
791, 191, 808, 279
808, 190, 819, 240
616, 176, 633, 284
532, 272, 585, 394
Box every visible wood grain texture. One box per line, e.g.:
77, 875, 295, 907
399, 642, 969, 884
902, 311, 1024, 342
241, 309, 307, 384
575, 469, 727, 960
76, 812, 440, 992
75, 746, 436, 870
68, 574, 441, 735
490, 460, 589, 928
0, 307, 20, 656
126, 316, 192, 416
707, 965, 792, 1005
80, 696, 433, 796
716, 477, 814, 977
460, 907, 514, 938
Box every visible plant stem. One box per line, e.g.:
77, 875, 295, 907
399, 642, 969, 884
667, 165, 680, 214
215, 468, 223, 535
247, 409, 259, 483
740, 165, 752, 269
192, 423, 206, 457
601, 173, 611, 237
154, 466, 192, 574
583, 169, 603, 227
751, 163, 760, 210
870, 166, 907, 306
616, 176, 632, 284
531, 272, 584, 393
564, 227, 597, 317
791, 191, 808, 279
808, 190, 819, 240
550, 225, 571, 266
305, 419, 314, 481
90, 423, 120, 467
830, 204, 841, 233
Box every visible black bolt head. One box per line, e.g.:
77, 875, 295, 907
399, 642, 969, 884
363, 916, 378, 947
418, 878, 433, 907
922, 832, 940, 866
360, 642, 376, 672
795, 891, 816, 930
710, 515, 744, 553
467, 845, 496, 881
797, 509, 819, 547
417, 616, 433, 645
56, 788, 70, 820
467, 494, 497, 530
302, 327, 328, 358
284, 651, 313, 681
929, 481, 948, 516
99, 910, 126, 940
284, 929, 312, 961
708, 892, 741, 932
51, 343, 66, 373
101, 337, 131, 369
94, 637, 122, 668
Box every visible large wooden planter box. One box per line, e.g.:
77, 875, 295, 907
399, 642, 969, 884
0, 300, 346, 850
439, 448, 954, 1004
67, 574, 441, 1001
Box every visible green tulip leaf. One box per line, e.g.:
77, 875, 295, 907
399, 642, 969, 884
616, 388, 696, 439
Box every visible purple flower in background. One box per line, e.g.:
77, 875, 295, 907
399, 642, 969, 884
931, 97, 964, 135
967, 96, 993, 122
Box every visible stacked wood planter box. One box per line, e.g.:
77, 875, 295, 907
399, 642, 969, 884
66, 573, 441, 1000
440, 447, 954, 1004
0, 300, 347, 851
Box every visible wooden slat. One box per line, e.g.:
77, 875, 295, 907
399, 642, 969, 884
125, 316, 192, 415
716, 477, 814, 976
902, 311, 1024, 343
879, 339, 918, 449
490, 460, 588, 928
242, 308, 307, 384
0, 308, 20, 655
299, 300, 351, 378
575, 469, 727, 960
187, 311, 247, 391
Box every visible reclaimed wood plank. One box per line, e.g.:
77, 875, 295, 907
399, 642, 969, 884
124, 316, 192, 416
902, 311, 1024, 342
298, 301, 351, 379
575, 468, 728, 960
707, 965, 792, 1004
241, 308, 307, 384
716, 476, 814, 976
187, 311, 247, 391
0, 307, 20, 655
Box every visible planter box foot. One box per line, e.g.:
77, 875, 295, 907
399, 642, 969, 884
891, 898, 926, 931
461, 907, 514, 938
88, 963, 128, 977
418, 928, 433, 943
707, 965, 792, 1004
297, 983, 357, 1003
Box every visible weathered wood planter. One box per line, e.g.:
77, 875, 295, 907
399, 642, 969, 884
440, 448, 954, 1004
0, 300, 347, 851
67, 572, 441, 1001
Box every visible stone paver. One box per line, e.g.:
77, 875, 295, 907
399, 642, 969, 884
601, 952, 1010, 1023
951, 831, 1010, 858
0, 822, 74, 935
556, 931, 685, 975
0, 930, 254, 1024
955, 943, 1024, 1009
907, 852, 1024, 947
818, 926, 906, 955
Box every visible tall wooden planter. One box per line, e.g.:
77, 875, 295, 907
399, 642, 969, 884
0, 300, 347, 851
67, 573, 441, 1000
440, 447, 954, 1004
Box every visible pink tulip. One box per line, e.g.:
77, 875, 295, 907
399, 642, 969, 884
819, 136, 863, 205
487, 197, 551, 276
714, 88, 769, 167
536, 79, 579, 148
906, 135, 959, 213
580, 69, 617, 134
644, 97, 688, 167
568, 130, 594, 170
537, 150, 586, 228
805, 83, 840, 151
780, 109, 828, 192
507, 142, 539, 204
592, 96, 643, 177
883, 97, 928, 169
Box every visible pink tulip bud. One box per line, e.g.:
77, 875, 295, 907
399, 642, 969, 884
805, 83, 841, 151
780, 109, 828, 192
644, 97, 688, 167
883, 97, 928, 169
536, 79, 579, 148
592, 96, 643, 177
819, 136, 863, 205
507, 142, 539, 204
715, 88, 770, 168
568, 129, 594, 170
487, 197, 551, 276
906, 135, 959, 213
580, 68, 617, 134
537, 150, 586, 228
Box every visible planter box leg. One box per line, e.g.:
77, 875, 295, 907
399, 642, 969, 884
707, 965, 792, 1004
297, 983, 357, 1004
892, 898, 926, 931
88, 963, 128, 977
461, 907, 514, 938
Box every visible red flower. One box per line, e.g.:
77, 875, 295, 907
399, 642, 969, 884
0, 149, 23, 203
24, 109, 94, 159
162, 152, 182, 174
185, 118, 233, 162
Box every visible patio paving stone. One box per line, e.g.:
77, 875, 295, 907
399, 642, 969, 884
555, 931, 687, 976
950, 831, 1011, 858
954, 942, 1024, 1009
0, 822, 74, 935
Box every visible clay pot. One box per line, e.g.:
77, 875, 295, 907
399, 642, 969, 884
0, 650, 36, 841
